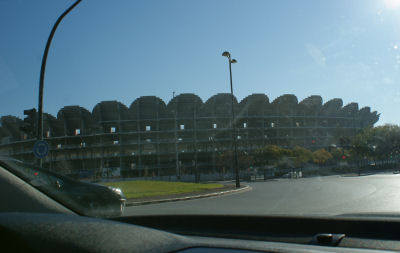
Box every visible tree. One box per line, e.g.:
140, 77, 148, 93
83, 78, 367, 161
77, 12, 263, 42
351, 124, 400, 164
312, 149, 332, 165
376, 125, 400, 162
238, 152, 254, 170
351, 127, 376, 161
254, 145, 291, 167
330, 147, 350, 162
216, 151, 230, 173
292, 146, 313, 167
217, 151, 254, 172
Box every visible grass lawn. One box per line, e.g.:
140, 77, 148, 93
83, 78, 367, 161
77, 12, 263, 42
101, 180, 224, 199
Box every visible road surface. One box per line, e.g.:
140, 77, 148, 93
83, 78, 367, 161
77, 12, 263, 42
124, 173, 400, 217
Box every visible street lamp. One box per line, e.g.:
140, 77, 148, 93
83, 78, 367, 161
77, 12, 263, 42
222, 51, 240, 188
37, 0, 81, 167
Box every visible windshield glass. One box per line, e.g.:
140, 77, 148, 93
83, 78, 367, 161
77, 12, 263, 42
1, 0, 400, 218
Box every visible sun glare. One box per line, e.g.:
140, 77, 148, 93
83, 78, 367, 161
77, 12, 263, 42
385, 0, 400, 9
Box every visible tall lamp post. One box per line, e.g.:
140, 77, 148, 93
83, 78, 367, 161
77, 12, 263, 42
222, 51, 240, 188
37, 0, 81, 167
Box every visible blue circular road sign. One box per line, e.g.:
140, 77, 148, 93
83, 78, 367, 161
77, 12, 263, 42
33, 140, 49, 159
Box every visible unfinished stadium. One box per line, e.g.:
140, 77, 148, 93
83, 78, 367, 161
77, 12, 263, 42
0, 93, 379, 179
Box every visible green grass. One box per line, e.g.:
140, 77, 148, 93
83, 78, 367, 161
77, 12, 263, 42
101, 180, 224, 199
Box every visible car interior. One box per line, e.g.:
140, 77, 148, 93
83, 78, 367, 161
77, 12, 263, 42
2, 1, 400, 252
2, 163, 400, 253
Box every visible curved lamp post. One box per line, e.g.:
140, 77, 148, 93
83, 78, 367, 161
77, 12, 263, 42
37, 0, 82, 166
222, 51, 240, 188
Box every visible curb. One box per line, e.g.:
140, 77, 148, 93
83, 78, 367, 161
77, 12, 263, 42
126, 185, 252, 206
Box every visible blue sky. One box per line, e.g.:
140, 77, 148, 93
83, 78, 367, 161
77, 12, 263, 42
1, 0, 400, 125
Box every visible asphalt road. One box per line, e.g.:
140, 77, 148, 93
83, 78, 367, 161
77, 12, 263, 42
123, 173, 400, 217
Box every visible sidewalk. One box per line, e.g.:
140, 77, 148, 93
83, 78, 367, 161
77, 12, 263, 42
125, 183, 251, 206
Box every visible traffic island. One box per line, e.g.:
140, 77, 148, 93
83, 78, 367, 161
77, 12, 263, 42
125, 184, 251, 206
102, 180, 250, 206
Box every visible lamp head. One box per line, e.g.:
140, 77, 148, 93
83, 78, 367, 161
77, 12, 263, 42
231, 59, 237, 64
222, 51, 230, 58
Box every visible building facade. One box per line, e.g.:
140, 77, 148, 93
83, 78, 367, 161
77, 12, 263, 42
0, 93, 379, 178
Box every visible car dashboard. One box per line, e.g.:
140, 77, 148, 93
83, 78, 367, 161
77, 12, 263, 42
1, 161, 400, 252
1, 212, 400, 253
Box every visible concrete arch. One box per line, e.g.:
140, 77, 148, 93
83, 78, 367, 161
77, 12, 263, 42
57, 106, 93, 136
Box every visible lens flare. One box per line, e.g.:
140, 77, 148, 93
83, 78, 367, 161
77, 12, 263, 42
385, 0, 400, 9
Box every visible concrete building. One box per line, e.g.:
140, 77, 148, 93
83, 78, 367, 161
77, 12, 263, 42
0, 93, 379, 178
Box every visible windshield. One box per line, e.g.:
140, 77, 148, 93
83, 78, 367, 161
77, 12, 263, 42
1, 0, 400, 218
